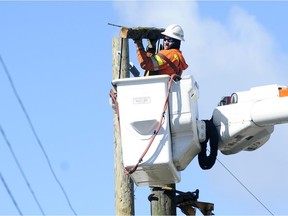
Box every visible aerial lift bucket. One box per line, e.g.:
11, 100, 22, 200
112, 74, 203, 185
112, 75, 180, 186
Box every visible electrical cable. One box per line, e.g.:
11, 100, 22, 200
216, 158, 274, 215
0, 172, 23, 215
0, 125, 45, 215
0, 54, 77, 215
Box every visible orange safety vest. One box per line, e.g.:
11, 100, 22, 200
137, 49, 188, 76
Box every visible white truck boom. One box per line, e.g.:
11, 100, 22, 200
213, 84, 288, 155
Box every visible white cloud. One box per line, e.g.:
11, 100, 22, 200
113, 1, 288, 105
113, 1, 199, 28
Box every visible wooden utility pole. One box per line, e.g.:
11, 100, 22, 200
112, 37, 134, 215
112, 26, 177, 216
150, 184, 176, 215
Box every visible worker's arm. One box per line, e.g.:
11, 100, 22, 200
135, 40, 159, 71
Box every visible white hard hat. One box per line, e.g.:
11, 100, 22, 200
161, 24, 185, 41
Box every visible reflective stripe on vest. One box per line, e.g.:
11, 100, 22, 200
150, 56, 159, 71
154, 55, 164, 66
173, 54, 179, 62
151, 53, 180, 71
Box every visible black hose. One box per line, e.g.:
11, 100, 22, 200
198, 118, 218, 170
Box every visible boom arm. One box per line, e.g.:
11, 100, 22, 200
213, 84, 288, 155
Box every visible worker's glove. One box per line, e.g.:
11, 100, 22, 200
133, 33, 143, 44
134, 39, 144, 51
146, 39, 157, 54
133, 38, 142, 44
147, 39, 157, 49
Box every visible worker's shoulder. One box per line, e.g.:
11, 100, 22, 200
158, 49, 182, 56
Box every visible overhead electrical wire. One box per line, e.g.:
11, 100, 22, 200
216, 157, 274, 215
0, 54, 77, 215
0, 125, 45, 215
0, 172, 23, 215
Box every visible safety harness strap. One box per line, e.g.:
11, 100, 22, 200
157, 53, 180, 76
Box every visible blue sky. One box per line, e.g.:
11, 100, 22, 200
0, 1, 288, 215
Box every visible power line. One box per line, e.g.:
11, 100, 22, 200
0, 172, 23, 215
0, 54, 77, 215
0, 124, 45, 215
216, 157, 274, 215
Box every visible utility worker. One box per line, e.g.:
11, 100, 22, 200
134, 24, 188, 77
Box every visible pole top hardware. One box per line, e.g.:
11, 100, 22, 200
120, 26, 165, 40
176, 189, 214, 216
148, 186, 214, 215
